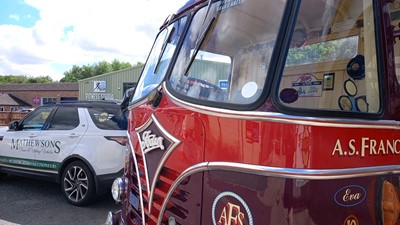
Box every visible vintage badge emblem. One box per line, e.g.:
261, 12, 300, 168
334, 185, 366, 207
212, 191, 253, 225
136, 114, 181, 212
343, 215, 359, 225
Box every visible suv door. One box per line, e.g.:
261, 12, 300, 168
34, 107, 88, 171
0, 106, 54, 170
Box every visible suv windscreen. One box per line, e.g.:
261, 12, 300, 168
88, 106, 127, 130
131, 16, 187, 102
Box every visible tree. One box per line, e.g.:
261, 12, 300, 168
286, 36, 358, 66
0, 75, 53, 83
28, 76, 53, 83
60, 59, 134, 82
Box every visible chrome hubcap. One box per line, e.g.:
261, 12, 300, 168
63, 166, 89, 202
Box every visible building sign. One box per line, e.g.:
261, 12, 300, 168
219, 80, 229, 89
292, 74, 322, 97
94, 81, 106, 92
32, 96, 40, 105
85, 93, 114, 100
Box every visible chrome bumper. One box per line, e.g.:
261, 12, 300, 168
105, 210, 123, 225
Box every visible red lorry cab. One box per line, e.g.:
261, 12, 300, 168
107, 0, 400, 224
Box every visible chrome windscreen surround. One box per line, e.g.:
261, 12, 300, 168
128, 97, 149, 111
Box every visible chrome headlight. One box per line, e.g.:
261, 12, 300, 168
111, 177, 127, 203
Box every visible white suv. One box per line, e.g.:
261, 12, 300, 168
0, 101, 128, 206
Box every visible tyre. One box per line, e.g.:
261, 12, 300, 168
0, 172, 7, 178
61, 161, 96, 206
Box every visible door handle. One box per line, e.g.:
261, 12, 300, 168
28, 134, 37, 138
69, 133, 80, 138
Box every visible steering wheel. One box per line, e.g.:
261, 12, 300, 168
187, 77, 223, 99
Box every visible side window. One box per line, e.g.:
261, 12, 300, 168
48, 107, 79, 130
20, 107, 54, 130
390, 1, 400, 83
278, 0, 379, 114
88, 106, 127, 130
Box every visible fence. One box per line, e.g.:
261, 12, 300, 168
0, 112, 28, 126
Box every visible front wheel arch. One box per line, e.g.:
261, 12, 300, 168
60, 160, 96, 206
59, 155, 104, 197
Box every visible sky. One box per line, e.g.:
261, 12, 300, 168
0, 0, 188, 81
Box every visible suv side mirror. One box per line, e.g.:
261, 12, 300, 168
8, 121, 19, 130
121, 87, 135, 110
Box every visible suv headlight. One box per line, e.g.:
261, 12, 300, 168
111, 177, 128, 203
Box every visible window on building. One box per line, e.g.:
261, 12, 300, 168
0, 107, 3, 112
123, 82, 137, 95
60, 97, 78, 102
10, 107, 15, 112
42, 97, 57, 105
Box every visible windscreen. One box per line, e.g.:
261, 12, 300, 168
168, 0, 287, 105
131, 16, 187, 102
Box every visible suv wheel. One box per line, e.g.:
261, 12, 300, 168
61, 161, 95, 206
0, 172, 7, 178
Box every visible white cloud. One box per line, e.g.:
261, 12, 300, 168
0, 0, 188, 81
9, 14, 20, 21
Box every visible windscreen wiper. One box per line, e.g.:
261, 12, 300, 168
183, 0, 216, 76
183, 16, 216, 76
153, 27, 175, 74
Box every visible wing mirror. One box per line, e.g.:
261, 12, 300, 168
121, 87, 135, 109
8, 121, 19, 130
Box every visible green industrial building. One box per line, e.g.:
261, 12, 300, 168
78, 59, 230, 101
78, 65, 143, 101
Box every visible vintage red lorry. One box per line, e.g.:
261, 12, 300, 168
106, 0, 400, 224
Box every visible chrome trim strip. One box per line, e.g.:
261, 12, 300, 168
163, 84, 399, 129
135, 114, 182, 214
135, 116, 153, 203
127, 135, 146, 225
128, 98, 148, 111
157, 162, 400, 224
157, 162, 208, 225
0, 163, 58, 174
207, 162, 400, 180
147, 114, 181, 214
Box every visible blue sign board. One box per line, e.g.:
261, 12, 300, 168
219, 80, 229, 89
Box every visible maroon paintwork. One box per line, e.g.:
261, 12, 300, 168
115, 1, 400, 225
